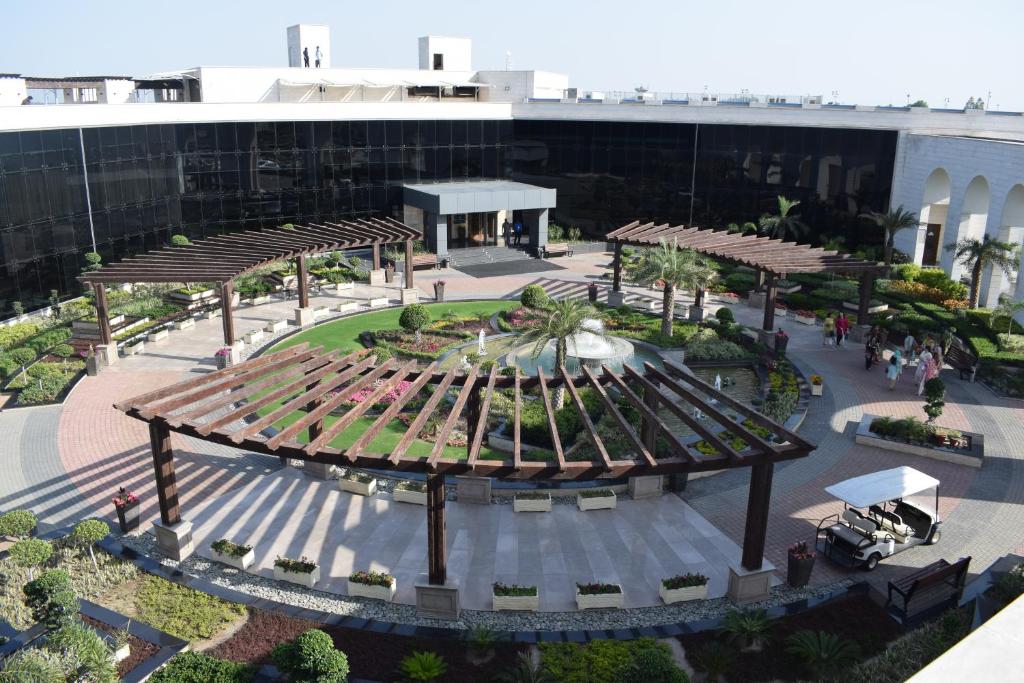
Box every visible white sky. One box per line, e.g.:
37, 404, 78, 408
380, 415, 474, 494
3, 0, 1022, 110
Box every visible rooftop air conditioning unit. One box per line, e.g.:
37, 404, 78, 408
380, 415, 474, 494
564, 87, 578, 99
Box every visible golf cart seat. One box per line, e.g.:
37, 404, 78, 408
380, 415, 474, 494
842, 509, 879, 537
869, 505, 914, 542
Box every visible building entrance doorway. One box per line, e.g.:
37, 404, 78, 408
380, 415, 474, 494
922, 223, 942, 266
448, 212, 497, 248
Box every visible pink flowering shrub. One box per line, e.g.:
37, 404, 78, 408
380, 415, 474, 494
347, 380, 413, 405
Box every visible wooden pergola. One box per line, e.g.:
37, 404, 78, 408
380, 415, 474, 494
608, 222, 883, 331
116, 344, 816, 589
78, 218, 422, 347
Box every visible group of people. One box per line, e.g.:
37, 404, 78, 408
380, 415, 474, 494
874, 329, 942, 394
821, 311, 851, 347
502, 218, 524, 246
302, 46, 323, 68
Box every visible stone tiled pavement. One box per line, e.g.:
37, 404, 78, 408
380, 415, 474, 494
1, 252, 1021, 597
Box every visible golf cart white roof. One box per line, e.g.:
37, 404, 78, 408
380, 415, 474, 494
825, 467, 940, 509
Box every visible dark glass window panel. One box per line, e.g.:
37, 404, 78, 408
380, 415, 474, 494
367, 121, 385, 148
420, 120, 436, 146
0, 132, 20, 155
22, 152, 45, 171
20, 131, 43, 154
451, 120, 467, 146
467, 120, 482, 145
402, 120, 420, 148
233, 122, 254, 151
434, 147, 451, 180
123, 205, 143, 235
39, 130, 61, 152
1, 151, 24, 173
369, 148, 385, 164
466, 147, 482, 177
370, 186, 387, 210
331, 121, 350, 147
403, 148, 423, 182
255, 122, 276, 150
294, 122, 313, 149
483, 120, 498, 145
435, 120, 451, 147
107, 208, 126, 239
369, 163, 387, 184
275, 122, 296, 149
313, 121, 332, 148
350, 121, 368, 148
385, 121, 402, 148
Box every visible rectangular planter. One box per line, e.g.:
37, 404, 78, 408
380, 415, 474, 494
844, 301, 889, 314
125, 341, 145, 356
854, 413, 983, 468
211, 548, 255, 571
577, 493, 617, 511
347, 578, 397, 602
339, 477, 377, 497
265, 320, 288, 333
493, 592, 540, 611
659, 582, 708, 604
251, 295, 272, 305
175, 318, 195, 331
244, 329, 264, 344
273, 565, 320, 588
794, 314, 817, 326
313, 306, 329, 319
368, 297, 389, 308
811, 384, 823, 396
204, 309, 221, 319
774, 308, 788, 319
336, 281, 355, 292
576, 587, 624, 610
336, 302, 360, 314
169, 289, 214, 302
147, 329, 168, 343
777, 283, 802, 295
513, 496, 552, 513
393, 488, 427, 505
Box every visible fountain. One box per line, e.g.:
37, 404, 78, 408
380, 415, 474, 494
510, 318, 659, 375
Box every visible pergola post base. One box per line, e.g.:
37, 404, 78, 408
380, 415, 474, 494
293, 307, 315, 327
747, 290, 766, 309
848, 324, 872, 344
688, 306, 705, 322
400, 288, 419, 305
628, 475, 663, 499
415, 573, 460, 619
369, 269, 386, 286
152, 519, 194, 561
726, 561, 774, 604
455, 476, 491, 504
304, 461, 332, 480
96, 344, 118, 367
607, 290, 627, 307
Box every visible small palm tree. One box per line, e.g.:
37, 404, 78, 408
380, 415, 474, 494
994, 294, 1024, 336
631, 239, 716, 337
519, 298, 600, 407
759, 195, 807, 240
785, 630, 861, 680
727, 221, 758, 235
722, 608, 771, 650
945, 234, 1020, 308
860, 205, 919, 269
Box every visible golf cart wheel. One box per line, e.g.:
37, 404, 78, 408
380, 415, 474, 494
865, 553, 882, 571
927, 528, 941, 545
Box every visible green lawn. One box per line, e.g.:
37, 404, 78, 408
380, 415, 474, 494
268, 300, 516, 356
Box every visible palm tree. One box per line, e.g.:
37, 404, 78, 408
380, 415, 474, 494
945, 234, 1020, 308
727, 221, 758, 235
519, 297, 601, 408
630, 239, 716, 337
859, 205, 919, 269
994, 294, 1024, 336
758, 196, 807, 241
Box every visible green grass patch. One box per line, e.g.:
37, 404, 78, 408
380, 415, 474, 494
135, 573, 246, 641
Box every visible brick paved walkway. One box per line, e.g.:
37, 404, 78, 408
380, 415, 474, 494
2, 252, 1020, 595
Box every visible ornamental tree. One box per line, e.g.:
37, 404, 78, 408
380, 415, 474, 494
923, 378, 946, 423
0, 509, 38, 538
70, 519, 110, 570
23, 569, 77, 629
399, 304, 431, 343
10, 538, 53, 580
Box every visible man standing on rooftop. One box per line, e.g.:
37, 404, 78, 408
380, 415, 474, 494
303, 47, 310, 68
315, 46, 322, 68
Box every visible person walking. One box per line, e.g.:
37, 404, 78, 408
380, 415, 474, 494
915, 346, 933, 391
502, 218, 512, 247
835, 312, 849, 347
513, 221, 523, 246
865, 335, 879, 370
303, 47, 310, 67
918, 351, 939, 396
902, 332, 917, 371
822, 313, 836, 347
315, 46, 322, 68
886, 355, 901, 390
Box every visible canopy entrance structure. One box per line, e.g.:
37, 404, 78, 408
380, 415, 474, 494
607, 221, 883, 332
78, 218, 421, 348
117, 344, 815, 607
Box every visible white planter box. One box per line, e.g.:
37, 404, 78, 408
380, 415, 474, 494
265, 320, 288, 333
844, 301, 889, 314
794, 314, 817, 326
339, 477, 377, 497
175, 318, 195, 331
313, 306, 329, 319
493, 592, 540, 611
577, 493, 617, 511
147, 329, 168, 343
204, 309, 221, 319
336, 302, 360, 314
774, 308, 788, 319
211, 548, 255, 571
114, 644, 130, 662
125, 341, 145, 356
251, 295, 272, 305
273, 565, 320, 588
659, 582, 708, 604
336, 281, 355, 292
244, 329, 264, 344
513, 496, 552, 512
777, 283, 802, 295
274, 274, 298, 289
170, 289, 214, 302
811, 384, 824, 396
393, 488, 427, 505
368, 297, 389, 309
347, 577, 397, 602
576, 587, 624, 610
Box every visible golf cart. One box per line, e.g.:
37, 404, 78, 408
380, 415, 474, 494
816, 466, 942, 571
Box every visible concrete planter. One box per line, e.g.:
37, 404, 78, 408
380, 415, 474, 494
251, 295, 272, 305
273, 565, 320, 588
774, 308, 788, 319
336, 281, 355, 292
339, 477, 377, 496
211, 548, 255, 571
113, 643, 130, 662
493, 592, 540, 611
204, 308, 221, 319
244, 329, 264, 345
124, 341, 145, 356
777, 282, 802, 295
844, 300, 889, 314
855, 413, 983, 468
794, 314, 817, 326
336, 302, 360, 314
265, 320, 288, 333
169, 289, 214, 302
393, 487, 427, 505
811, 383, 824, 396
175, 318, 195, 331
147, 329, 169, 343
368, 297, 389, 309
659, 582, 708, 604
347, 577, 397, 602
513, 495, 552, 512
576, 587, 623, 610
313, 306, 329, 319
577, 493, 617, 511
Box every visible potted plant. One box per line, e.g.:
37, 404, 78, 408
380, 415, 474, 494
513, 492, 552, 513
577, 489, 617, 511
393, 480, 428, 505
492, 582, 539, 611
774, 303, 788, 319
793, 309, 817, 325
112, 487, 140, 533
347, 569, 397, 602
575, 582, 624, 609
338, 470, 377, 497
810, 375, 824, 397
433, 280, 446, 302
273, 556, 320, 587
787, 540, 816, 588
214, 346, 233, 369
210, 538, 255, 570
659, 572, 710, 604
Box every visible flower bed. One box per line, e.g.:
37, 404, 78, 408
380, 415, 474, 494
273, 556, 320, 587
493, 582, 539, 611
513, 492, 552, 512
659, 573, 709, 604
370, 328, 471, 360
210, 539, 255, 570
857, 414, 983, 467
576, 582, 623, 609
347, 570, 396, 602
577, 489, 616, 511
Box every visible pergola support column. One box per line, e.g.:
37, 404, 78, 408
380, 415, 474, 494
220, 281, 236, 347
762, 273, 778, 332
303, 379, 329, 479
294, 254, 314, 326
369, 242, 386, 285
92, 283, 117, 367
401, 239, 419, 304
416, 472, 459, 619
609, 242, 626, 307
727, 462, 775, 604
858, 272, 874, 324
149, 421, 194, 560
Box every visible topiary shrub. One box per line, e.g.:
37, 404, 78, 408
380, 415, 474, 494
621, 647, 689, 682
23, 569, 77, 629
149, 651, 256, 683
51, 343, 75, 358
271, 629, 349, 683
521, 284, 549, 309
0, 509, 38, 538
70, 519, 109, 570
399, 304, 431, 342
715, 307, 734, 323
372, 346, 393, 364
170, 234, 191, 246
10, 538, 52, 580
923, 378, 946, 423
8, 347, 36, 366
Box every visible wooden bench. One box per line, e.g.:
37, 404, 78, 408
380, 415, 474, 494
886, 556, 970, 625
946, 340, 980, 381
542, 243, 573, 258
409, 254, 438, 270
